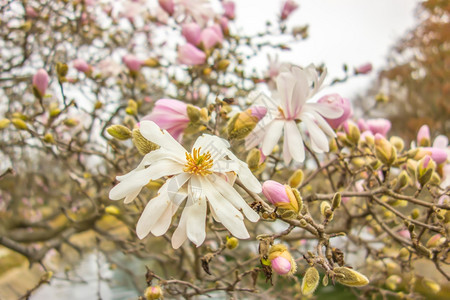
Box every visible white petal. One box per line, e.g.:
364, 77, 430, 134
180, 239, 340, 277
186, 178, 207, 246
245, 119, 268, 150
136, 185, 171, 239
139, 121, 186, 156
282, 133, 292, 165
201, 177, 250, 239
303, 114, 329, 152
193, 134, 229, 162
124, 187, 142, 204
150, 205, 173, 236
276, 72, 295, 116
224, 152, 262, 194
212, 174, 260, 222
305, 103, 343, 119
109, 167, 154, 200
261, 120, 284, 156
285, 121, 305, 162
309, 110, 336, 138
171, 203, 189, 249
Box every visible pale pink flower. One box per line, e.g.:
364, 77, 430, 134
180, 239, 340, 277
142, 99, 191, 141
32, 69, 49, 97
182, 22, 202, 45
178, 44, 206, 65
222, 1, 235, 19
122, 54, 142, 72
364, 118, 391, 136
245, 65, 343, 164
73, 59, 92, 74
281, 0, 298, 20
158, 0, 175, 15
200, 26, 223, 49
355, 63, 373, 74
317, 94, 352, 129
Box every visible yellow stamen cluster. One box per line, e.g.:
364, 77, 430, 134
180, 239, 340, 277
183, 147, 214, 176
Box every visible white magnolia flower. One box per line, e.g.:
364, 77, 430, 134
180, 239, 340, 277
245, 65, 343, 164
109, 121, 261, 248
175, 0, 214, 27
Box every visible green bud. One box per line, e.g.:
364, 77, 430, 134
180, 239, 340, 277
144, 286, 163, 300
346, 122, 360, 145
11, 118, 28, 130
390, 136, 404, 152
301, 267, 320, 296
411, 208, 420, 219
132, 128, 160, 155
217, 59, 231, 71
0, 119, 11, 129
292, 188, 303, 213
332, 193, 341, 209
43, 133, 55, 144
334, 267, 369, 287
107, 125, 132, 140
288, 169, 304, 188
226, 236, 239, 250
299, 219, 308, 227
322, 274, 329, 286
63, 118, 79, 127
422, 278, 441, 294
394, 170, 410, 191
246, 148, 261, 170
375, 135, 397, 165
56, 62, 69, 77
187, 104, 201, 123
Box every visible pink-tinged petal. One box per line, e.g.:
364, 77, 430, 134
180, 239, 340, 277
32, 69, 49, 96
263, 180, 290, 204
366, 118, 391, 136
433, 135, 448, 149
182, 23, 202, 45
271, 256, 291, 275
357, 118, 369, 132
423, 147, 448, 164
122, 54, 142, 71
261, 120, 284, 156
304, 102, 343, 119
417, 125, 430, 146
158, 0, 174, 15
285, 121, 305, 162
222, 1, 235, 19
281, 0, 298, 20
178, 44, 206, 65
200, 27, 223, 49
317, 94, 351, 129
73, 59, 91, 73
282, 132, 292, 164
276, 72, 295, 117
355, 63, 373, 74
186, 177, 207, 246
250, 106, 267, 119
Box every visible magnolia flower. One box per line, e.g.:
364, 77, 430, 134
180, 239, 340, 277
123, 54, 142, 72
109, 121, 261, 248
358, 118, 391, 137
222, 1, 235, 19
200, 25, 223, 49
281, 0, 298, 20
355, 63, 373, 75
73, 59, 92, 74
175, 0, 214, 27
142, 99, 192, 141
32, 69, 49, 97
245, 65, 343, 164
182, 22, 202, 45
178, 44, 206, 65
158, 0, 175, 15
317, 94, 352, 129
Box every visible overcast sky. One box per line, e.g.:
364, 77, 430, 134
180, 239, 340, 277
234, 0, 421, 98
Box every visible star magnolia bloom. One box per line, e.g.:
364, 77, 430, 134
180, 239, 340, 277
245, 65, 343, 164
142, 99, 192, 141
109, 121, 261, 248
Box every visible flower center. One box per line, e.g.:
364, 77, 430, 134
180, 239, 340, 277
183, 147, 213, 176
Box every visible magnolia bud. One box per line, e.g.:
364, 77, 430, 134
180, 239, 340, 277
107, 125, 132, 140
394, 170, 410, 191
143, 58, 160, 68
417, 125, 431, 147
126, 99, 138, 115
0, 119, 11, 129
417, 155, 435, 186
332, 193, 342, 209
320, 201, 333, 220
375, 134, 397, 165
268, 244, 297, 276
385, 275, 402, 290
262, 180, 299, 213
426, 234, 445, 248
333, 267, 369, 287
422, 278, 441, 294
246, 148, 262, 170
186, 104, 201, 123
144, 285, 163, 300
344, 121, 360, 145
56, 62, 69, 77
288, 169, 304, 188
227, 106, 267, 140
226, 236, 239, 250
44, 133, 55, 144
11, 118, 28, 130
390, 136, 404, 152
217, 59, 230, 71
63, 118, 79, 127
301, 267, 320, 296
132, 128, 160, 155
32, 68, 49, 98
105, 205, 120, 216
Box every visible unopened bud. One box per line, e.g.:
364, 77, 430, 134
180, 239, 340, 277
44, 133, 55, 144
426, 234, 445, 248
217, 59, 230, 71
320, 201, 333, 220
385, 275, 402, 291
63, 118, 79, 127
417, 155, 435, 186
394, 170, 410, 191
332, 193, 341, 209
422, 278, 440, 294
0, 119, 11, 129
390, 136, 404, 152
333, 267, 369, 287
11, 118, 28, 130
288, 169, 304, 188
226, 236, 239, 250
107, 125, 132, 140
227, 106, 267, 140
143, 58, 160, 68
144, 285, 163, 300
344, 121, 360, 145
132, 128, 160, 155
375, 133, 397, 165
262, 180, 299, 213
246, 148, 262, 170
292, 188, 303, 213
411, 208, 420, 219
105, 205, 120, 216
301, 267, 320, 296
56, 62, 69, 77
268, 244, 297, 276
186, 104, 201, 123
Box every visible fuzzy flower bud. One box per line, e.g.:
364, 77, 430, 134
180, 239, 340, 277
32, 68, 49, 98
132, 128, 160, 155
227, 106, 267, 140
317, 94, 352, 129
301, 267, 320, 296
288, 169, 304, 188
375, 133, 397, 165
389, 136, 404, 152
343, 121, 360, 145
417, 125, 431, 147
262, 180, 299, 213
417, 155, 435, 186
426, 234, 445, 248
268, 244, 297, 276
158, 0, 174, 15
281, 0, 298, 20
178, 44, 206, 65
107, 125, 132, 140
144, 285, 163, 300
182, 23, 202, 45
333, 267, 369, 287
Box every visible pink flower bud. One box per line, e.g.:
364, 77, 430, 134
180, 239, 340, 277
158, 0, 174, 16
262, 180, 298, 212
222, 1, 235, 19
182, 23, 202, 45
178, 44, 206, 65
357, 118, 369, 132
25, 6, 38, 18
417, 125, 430, 147
355, 63, 373, 75
32, 69, 49, 97
122, 54, 142, 72
317, 94, 352, 129
200, 27, 223, 50
281, 0, 298, 20
366, 118, 391, 136
271, 256, 291, 275
219, 17, 229, 35
142, 99, 193, 141
73, 59, 92, 74
423, 147, 447, 164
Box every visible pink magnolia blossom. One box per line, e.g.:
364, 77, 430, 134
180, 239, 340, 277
245, 65, 343, 164
73, 59, 92, 74
200, 26, 223, 49
359, 118, 391, 136
182, 23, 202, 45
281, 0, 298, 20
417, 124, 430, 146
178, 44, 206, 65
222, 1, 235, 19
317, 94, 352, 129
158, 0, 175, 15
423, 147, 447, 164
175, 0, 214, 27
142, 99, 194, 141
271, 256, 292, 275
355, 63, 373, 75
32, 69, 49, 97
219, 17, 229, 35
122, 54, 143, 72
262, 180, 291, 206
